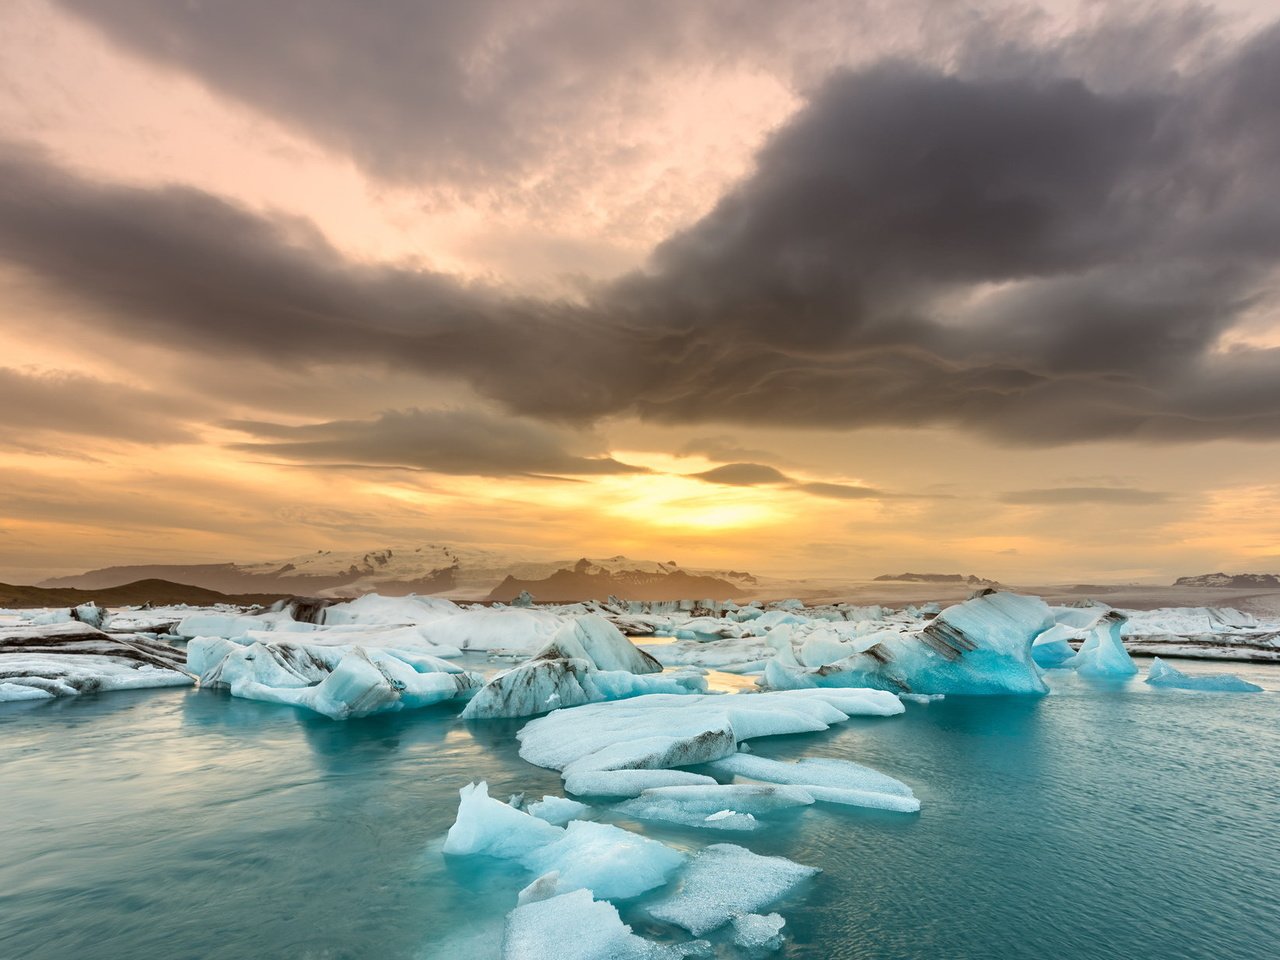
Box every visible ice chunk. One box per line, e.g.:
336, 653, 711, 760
526, 795, 591, 826
523, 820, 685, 900
517, 689, 904, 796
616, 784, 815, 831
194, 638, 480, 720
1144, 657, 1263, 692
443, 781, 564, 859
1065, 611, 1137, 678
460, 656, 705, 721
516, 871, 562, 906
503, 890, 705, 960
762, 592, 1053, 695
732, 913, 786, 951
0, 621, 192, 701
647, 844, 818, 936
540, 615, 662, 673
705, 754, 919, 813
446, 784, 683, 901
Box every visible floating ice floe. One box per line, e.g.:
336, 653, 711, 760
189, 636, 481, 719
647, 843, 818, 936
732, 912, 787, 951
502, 888, 708, 960
0, 621, 192, 702
1064, 611, 1138, 678
1144, 657, 1263, 692
525, 795, 592, 826
517, 688, 904, 798
704, 753, 920, 813
461, 616, 704, 720
445, 782, 684, 901
615, 784, 816, 831
761, 591, 1054, 695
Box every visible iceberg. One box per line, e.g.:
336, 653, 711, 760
517, 689, 905, 797
761, 592, 1053, 695
191, 637, 481, 719
1065, 611, 1137, 678
704, 754, 919, 813
460, 616, 705, 720
502, 889, 707, 960
647, 843, 818, 936
0, 621, 192, 701
1144, 657, 1263, 692
445, 783, 684, 900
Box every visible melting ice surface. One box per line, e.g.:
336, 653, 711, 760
2, 658, 1279, 960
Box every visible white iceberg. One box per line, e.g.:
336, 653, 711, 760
517, 689, 905, 797
445, 782, 684, 900
732, 912, 786, 951
525, 795, 591, 826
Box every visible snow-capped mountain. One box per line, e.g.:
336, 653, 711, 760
40, 546, 760, 601
1173, 572, 1280, 588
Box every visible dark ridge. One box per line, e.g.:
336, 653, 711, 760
487, 568, 749, 603
0, 579, 287, 609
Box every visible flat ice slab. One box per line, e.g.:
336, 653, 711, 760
1145, 657, 1262, 692
647, 843, 819, 936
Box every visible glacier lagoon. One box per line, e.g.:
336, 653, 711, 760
2, 658, 1278, 960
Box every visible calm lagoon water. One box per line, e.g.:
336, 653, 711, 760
2, 658, 1278, 959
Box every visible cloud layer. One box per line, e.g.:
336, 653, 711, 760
1, 7, 1278, 447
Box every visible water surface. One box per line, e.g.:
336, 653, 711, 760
2, 659, 1277, 959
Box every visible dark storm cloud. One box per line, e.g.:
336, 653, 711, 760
1000, 487, 1172, 505
692, 463, 791, 486
0, 367, 200, 444
226, 408, 646, 478
3, 17, 1280, 445
691, 462, 891, 500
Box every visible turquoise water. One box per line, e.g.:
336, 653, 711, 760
2, 659, 1278, 959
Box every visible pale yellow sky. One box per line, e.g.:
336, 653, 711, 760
2, 0, 1280, 584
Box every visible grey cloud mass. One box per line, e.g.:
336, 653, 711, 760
0, 367, 200, 444
227, 408, 646, 479
1000, 487, 1172, 505
2, 15, 1280, 446
692, 462, 888, 500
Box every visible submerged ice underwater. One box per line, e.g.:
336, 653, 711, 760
2, 591, 1279, 959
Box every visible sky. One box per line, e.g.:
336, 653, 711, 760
2, 0, 1280, 584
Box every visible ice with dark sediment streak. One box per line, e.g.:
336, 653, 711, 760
516, 689, 904, 797
1145, 657, 1263, 692
647, 843, 819, 936
761, 591, 1054, 695
0, 621, 192, 702
460, 615, 704, 720
189, 635, 481, 720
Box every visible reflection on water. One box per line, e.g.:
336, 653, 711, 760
1, 663, 1278, 960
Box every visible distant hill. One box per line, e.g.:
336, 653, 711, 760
1173, 572, 1280, 588
0, 579, 286, 609
39, 546, 761, 602
487, 561, 751, 603
873, 572, 994, 585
